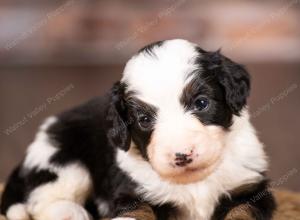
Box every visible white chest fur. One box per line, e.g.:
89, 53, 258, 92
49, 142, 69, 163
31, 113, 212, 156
135, 177, 222, 220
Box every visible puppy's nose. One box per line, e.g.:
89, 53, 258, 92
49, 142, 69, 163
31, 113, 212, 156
175, 152, 193, 167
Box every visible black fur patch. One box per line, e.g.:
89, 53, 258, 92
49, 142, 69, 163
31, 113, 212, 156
180, 48, 250, 129
138, 40, 164, 57
195, 48, 250, 115
181, 73, 233, 128
152, 203, 178, 220
24, 168, 58, 193
106, 82, 131, 151
126, 97, 158, 159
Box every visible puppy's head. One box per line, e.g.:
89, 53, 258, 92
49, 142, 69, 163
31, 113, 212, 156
107, 39, 250, 184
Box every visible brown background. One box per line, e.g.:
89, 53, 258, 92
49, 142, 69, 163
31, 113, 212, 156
0, 0, 299, 191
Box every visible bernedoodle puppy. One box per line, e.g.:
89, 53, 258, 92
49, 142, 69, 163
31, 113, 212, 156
0, 39, 276, 220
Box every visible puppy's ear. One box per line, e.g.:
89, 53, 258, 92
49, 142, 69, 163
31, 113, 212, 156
207, 50, 250, 115
106, 82, 131, 151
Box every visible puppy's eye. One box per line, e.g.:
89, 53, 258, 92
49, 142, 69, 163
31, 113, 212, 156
138, 115, 152, 129
194, 96, 209, 111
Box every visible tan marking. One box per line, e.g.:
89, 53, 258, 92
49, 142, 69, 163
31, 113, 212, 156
102, 203, 156, 220
230, 183, 262, 197
224, 204, 256, 220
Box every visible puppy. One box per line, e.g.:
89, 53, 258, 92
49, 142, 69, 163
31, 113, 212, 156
0, 39, 276, 220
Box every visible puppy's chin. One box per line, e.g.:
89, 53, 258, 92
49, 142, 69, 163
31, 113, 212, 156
156, 166, 217, 184
150, 156, 222, 184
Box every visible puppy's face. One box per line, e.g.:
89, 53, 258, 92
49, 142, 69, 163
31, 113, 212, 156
108, 39, 250, 184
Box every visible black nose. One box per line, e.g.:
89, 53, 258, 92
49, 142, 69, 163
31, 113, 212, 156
175, 153, 193, 167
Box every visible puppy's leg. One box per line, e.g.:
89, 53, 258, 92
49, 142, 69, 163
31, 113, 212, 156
3, 118, 93, 220
38, 200, 91, 220
6, 204, 29, 220
4, 163, 92, 220
26, 163, 92, 220
1, 166, 30, 220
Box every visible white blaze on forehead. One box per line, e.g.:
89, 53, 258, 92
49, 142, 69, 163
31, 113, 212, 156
121, 39, 199, 107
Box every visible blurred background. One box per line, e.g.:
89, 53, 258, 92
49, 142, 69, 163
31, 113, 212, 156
0, 0, 299, 190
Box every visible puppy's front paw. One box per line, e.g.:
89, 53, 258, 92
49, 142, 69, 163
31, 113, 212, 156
6, 204, 30, 220
34, 200, 91, 220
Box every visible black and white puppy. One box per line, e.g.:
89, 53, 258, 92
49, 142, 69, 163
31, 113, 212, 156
1, 39, 275, 220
